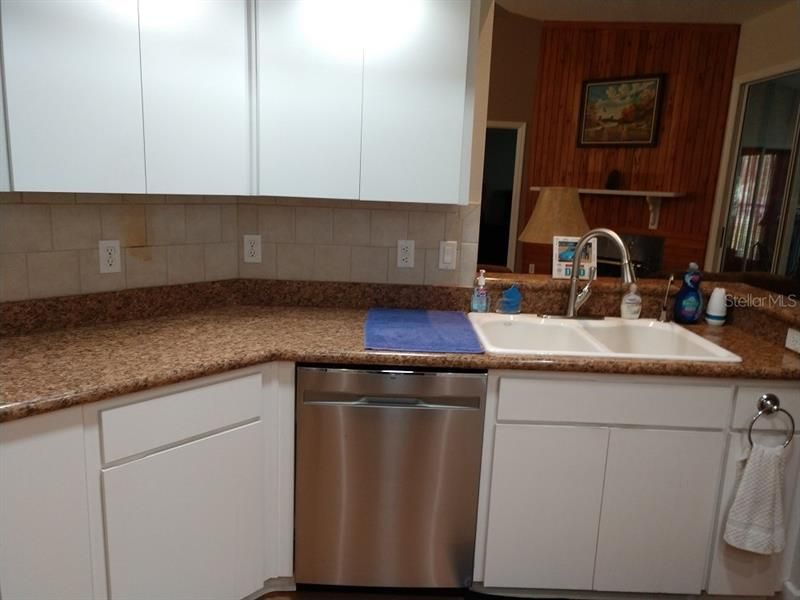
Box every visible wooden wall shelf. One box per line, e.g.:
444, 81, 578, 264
529, 187, 685, 230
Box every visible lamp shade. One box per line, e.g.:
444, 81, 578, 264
518, 186, 590, 243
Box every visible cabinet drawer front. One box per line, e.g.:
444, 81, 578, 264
101, 374, 261, 464
497, 377, 732, 428
732, 385, 800, 432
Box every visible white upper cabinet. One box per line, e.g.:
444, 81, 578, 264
359, 0, 472, 204
257, 0, 362, 199
0, 0, 477, 201
139, 0, 252, 195
0, 0, 146, 193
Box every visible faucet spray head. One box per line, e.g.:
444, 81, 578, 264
621, 261, 637, 284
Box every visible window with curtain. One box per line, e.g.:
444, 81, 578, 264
725, 148, 791, 269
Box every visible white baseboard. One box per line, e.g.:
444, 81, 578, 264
784, 580, 800, 600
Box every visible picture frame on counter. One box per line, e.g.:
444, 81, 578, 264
552, 236, 597, 279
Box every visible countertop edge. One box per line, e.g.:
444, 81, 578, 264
3, 346, 797, 423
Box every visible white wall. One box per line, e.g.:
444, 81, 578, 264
733, 0, 800, 80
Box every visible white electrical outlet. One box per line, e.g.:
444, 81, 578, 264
786, 327, 800, 354
397, 240, 415, 268
98, 240, 121, 274
438, 241, 457, 270
243, 234, 262, 263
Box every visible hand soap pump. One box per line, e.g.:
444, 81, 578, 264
620, 284, 642, 319
471, 269, 489, 313
673, 262, 704, 324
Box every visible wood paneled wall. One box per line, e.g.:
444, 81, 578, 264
521, 22, 740, 273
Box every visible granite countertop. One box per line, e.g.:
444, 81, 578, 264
1, 305, 798, 422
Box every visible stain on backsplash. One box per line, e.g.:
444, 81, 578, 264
0, 193, 480, 301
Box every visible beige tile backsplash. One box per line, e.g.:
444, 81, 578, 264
51, 205, 102, 250
27, 250, 81, 298
185, 205, 222, 244
0, 205, 53, 253
125, 246, 168, 289
0, 192, 480, 301
100, 205, 147, 247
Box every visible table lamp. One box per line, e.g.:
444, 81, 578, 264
518, 186, 590, 243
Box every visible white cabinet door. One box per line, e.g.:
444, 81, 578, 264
594, 429, 725, 594
483, 424, 609, 590
257, 0, 362, 199
102, 421, 264, 600
0, 407, 93, 600
0, 68, 10, 191
139, 0, 251, 195
360, 0, 472, 203
708, 432, 800, 596
1, 0, 146, 193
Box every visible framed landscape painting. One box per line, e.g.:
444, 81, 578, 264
578, 75, 665, 146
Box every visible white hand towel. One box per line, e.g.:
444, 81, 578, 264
724, 442, 786, 555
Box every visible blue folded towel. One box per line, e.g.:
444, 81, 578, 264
364, 308, 483, 354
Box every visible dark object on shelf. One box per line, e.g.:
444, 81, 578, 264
596, 233, 664, 278
605, 170, 622, 190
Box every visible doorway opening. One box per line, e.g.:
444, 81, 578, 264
720, 70, 800, 278
477, 122, 526, 272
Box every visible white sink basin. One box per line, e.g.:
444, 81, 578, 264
467, 314, 607, 356
468, 313, 742, 363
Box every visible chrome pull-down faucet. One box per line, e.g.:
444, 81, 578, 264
566, 228, 636, 317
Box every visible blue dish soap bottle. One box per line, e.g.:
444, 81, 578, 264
470, 269, 489, 312
673, 262, 704, 324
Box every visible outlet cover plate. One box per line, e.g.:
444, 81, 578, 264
787, 328, 800, 354
98, 240, 121, 273
243, 234, 262, 263
439, 241, 457, 270
397, 240, 415, 268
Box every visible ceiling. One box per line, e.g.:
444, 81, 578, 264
496, 0, 791, 24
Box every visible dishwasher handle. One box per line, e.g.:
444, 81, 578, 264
303, 394, 480, 410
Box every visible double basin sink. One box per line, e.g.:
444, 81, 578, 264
468, 313, 742, 363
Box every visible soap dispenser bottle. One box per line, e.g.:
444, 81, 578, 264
470, 269, 489, 312
673, 262, 704, 324
620, 284, 642, 319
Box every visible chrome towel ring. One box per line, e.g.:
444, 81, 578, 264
748, 393, 795, 448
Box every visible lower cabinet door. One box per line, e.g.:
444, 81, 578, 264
593, 428, 725, 594
0, 408, 93, 600
483, 424, 609, 589
102, 421, 264, 600
707, 432, 800, 596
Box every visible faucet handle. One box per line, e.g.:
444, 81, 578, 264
575, 268, 595, 311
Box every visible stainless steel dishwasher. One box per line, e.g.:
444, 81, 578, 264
295, 366, 487, 588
